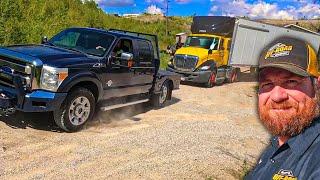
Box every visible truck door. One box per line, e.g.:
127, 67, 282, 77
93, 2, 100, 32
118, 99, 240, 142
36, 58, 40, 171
103, 38, 140, 99
133, 39, 155, 93
207, 37, 223, 66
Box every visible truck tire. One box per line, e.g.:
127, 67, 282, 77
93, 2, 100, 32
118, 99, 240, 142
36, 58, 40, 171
151, 80, 171, 108
206, 72, 216, 88
54, 88, 95, 132
227, 70, 237, 83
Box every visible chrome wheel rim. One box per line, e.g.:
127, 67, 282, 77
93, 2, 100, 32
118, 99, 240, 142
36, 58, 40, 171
159, 85, 168, 104
68, 96, 91, 126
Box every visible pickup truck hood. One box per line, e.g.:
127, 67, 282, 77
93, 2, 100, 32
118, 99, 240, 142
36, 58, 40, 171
6, 45, 98, 67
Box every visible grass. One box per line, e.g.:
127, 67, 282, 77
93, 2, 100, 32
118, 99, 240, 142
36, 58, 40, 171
160, 52, 171, 70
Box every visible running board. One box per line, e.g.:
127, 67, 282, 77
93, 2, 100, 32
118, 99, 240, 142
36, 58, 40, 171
100, 99, 149, 111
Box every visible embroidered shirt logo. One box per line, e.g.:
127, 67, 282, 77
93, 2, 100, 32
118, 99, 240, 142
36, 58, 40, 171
265, 43, 293, 59
272, 169, 297, 180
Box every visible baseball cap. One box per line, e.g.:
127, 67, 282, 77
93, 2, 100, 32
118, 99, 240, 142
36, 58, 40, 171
259, 36, 319, 77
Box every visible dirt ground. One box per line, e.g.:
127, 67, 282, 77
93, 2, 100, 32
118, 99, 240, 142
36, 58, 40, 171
0, 74, 270, 180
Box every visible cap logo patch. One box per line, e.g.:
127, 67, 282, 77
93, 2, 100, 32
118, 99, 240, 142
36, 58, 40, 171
265, 43, 293, 59
272, 169, 297, 180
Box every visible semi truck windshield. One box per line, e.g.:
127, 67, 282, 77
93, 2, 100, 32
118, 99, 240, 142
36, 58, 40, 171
185, 36, 219, 50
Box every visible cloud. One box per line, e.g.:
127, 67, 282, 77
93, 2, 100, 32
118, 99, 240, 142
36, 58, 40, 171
209, 0, 320, 20
94, 0, 135, 7
146, 5, 164, 15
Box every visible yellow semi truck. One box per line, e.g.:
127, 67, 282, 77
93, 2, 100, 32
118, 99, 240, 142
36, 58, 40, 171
167, 16, 238, 87
167, 16, 320, 88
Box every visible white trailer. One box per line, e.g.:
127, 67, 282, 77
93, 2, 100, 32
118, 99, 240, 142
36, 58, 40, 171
229, 18, 320, 67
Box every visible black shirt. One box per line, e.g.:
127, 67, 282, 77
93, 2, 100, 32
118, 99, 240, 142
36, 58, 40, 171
246, 117, 320, 180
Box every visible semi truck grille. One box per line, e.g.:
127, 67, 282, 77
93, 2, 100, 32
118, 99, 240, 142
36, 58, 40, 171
173, 55, 198, 71
0, 56, 32, 89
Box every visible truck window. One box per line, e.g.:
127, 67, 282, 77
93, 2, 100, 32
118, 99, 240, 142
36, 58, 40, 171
112, 39, 133, 57
111, 39, 133, 66
185, 36, 219, 50
49, 29, 114, 57
137, 40, 153, 67
219, 39, 224, 50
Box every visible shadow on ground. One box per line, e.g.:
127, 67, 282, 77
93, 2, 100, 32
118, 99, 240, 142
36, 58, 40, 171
181, 70, 258, 88
0, 97, 180, 132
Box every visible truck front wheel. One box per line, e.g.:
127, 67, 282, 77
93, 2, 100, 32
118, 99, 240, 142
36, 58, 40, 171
206, 72, 216, 88
54, 88, 95, 132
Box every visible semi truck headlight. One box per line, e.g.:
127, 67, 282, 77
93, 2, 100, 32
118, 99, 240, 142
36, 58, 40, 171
40, 65, 68, 92
199, 66, 210, 71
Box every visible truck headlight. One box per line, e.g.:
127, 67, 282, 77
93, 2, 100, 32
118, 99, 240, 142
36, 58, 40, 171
40, 65, 68, 92
199, 65, 210, 71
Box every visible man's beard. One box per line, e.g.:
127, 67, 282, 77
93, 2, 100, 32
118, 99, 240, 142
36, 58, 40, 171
259, 96, 319, 137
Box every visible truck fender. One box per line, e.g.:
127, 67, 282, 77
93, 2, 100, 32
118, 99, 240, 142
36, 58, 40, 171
198, 60, 217, 72
58, 72, 103, 100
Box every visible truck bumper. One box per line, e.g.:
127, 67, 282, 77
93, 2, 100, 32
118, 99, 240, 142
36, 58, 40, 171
0, 84, 67, 113
22, 91, 67, 112
167, 67, 211, 83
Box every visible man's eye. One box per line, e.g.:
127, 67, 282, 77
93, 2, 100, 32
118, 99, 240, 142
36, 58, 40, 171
286, 79, 299, 87
260, 83, 273, 90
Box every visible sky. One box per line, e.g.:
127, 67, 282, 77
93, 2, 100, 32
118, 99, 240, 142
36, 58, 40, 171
93, 0, 320, 20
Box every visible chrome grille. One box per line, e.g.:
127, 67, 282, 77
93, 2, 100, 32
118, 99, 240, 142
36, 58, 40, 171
0, 56, 32, 89
173, 55, 198, 71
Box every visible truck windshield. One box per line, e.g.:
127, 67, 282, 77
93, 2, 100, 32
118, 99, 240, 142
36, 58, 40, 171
185, 36, 219, 50
49, 29, 114, 57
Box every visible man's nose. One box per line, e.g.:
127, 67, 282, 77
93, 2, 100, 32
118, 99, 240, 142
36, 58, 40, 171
270, 86, 289, 103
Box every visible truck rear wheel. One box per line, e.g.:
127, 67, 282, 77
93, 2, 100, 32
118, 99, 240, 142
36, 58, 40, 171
227, 70, 237, 83
54, 88, 95, 132
151, 81, 171, 108
206, 72, 216, 88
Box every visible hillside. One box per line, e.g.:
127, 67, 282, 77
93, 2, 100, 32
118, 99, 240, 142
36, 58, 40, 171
0, 0, 190, 49
0, 0, 318, 50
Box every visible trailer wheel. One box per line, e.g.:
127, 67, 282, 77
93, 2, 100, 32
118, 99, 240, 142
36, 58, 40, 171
206, 72, 216, 88
151, 81, 171, 108
54, 88, 95, 132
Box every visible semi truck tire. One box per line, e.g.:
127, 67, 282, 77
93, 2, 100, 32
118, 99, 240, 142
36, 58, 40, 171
151, 80, 171, 108
227, 69, 238, 83
54, 88, 96, 132
206, 72, 216, 88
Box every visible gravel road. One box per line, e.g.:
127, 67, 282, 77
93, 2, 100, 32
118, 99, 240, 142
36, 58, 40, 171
0, 81, 270, 180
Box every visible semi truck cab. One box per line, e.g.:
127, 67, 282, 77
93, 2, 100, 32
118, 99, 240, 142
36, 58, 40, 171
167, 16, 237, 87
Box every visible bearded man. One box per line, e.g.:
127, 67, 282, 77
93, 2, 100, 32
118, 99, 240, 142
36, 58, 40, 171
246, 37, 320, 179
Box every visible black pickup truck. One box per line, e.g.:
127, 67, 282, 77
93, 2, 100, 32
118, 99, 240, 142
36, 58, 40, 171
0, 28, 180, 132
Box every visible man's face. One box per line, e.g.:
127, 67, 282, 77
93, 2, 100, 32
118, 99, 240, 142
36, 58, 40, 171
258, 67, 319, 137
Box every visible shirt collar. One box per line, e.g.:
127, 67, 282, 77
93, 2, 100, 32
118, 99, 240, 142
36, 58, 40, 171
287, 117, 320, 158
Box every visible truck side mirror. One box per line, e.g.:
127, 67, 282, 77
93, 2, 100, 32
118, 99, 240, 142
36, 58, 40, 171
120, 52, 134, 68
41, 36, 48, 44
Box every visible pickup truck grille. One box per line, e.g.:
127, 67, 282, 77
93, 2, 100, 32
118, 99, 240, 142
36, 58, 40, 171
0, 55, 32, 89
173, 55, 198, 71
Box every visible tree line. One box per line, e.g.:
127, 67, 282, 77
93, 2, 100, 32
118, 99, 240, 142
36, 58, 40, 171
0, 0, 190, 49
